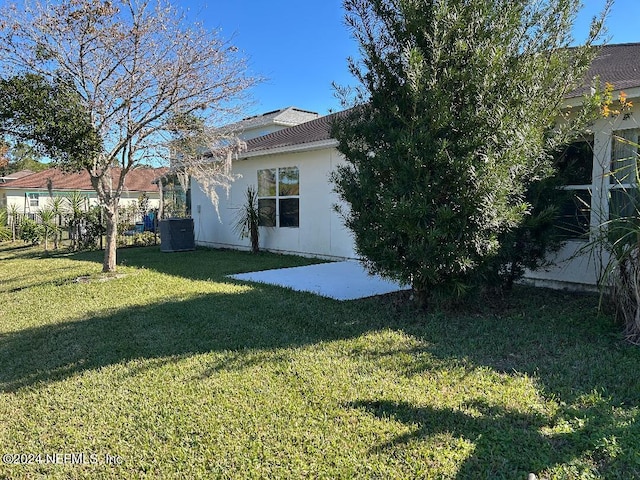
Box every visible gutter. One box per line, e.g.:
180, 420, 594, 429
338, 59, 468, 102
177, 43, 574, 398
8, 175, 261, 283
563, 85, 640, 108
238, 138, 339, 160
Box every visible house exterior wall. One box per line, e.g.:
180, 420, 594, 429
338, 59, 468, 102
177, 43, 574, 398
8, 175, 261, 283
194, 93, 640, 290
240, 125, 287, 141
1, 188, 160, 214
525, 96, 640, 288
191, 147, 356, 259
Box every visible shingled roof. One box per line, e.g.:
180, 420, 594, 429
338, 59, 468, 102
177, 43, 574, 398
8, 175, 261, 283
228, 107, 320, 132
0, 170, 34, 183
243, 111, 344, 156
2, 167, 167, 192
574, 42, 640, 97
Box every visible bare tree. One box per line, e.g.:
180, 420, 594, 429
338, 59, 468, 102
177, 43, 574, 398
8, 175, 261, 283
0, 0, 257, 272
166, 113, 246, 220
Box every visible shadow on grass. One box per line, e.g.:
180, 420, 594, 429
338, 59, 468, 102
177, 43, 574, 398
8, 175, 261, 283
350, 399, 640, 479
352, 291, 640, 477
0, 286, 367, 393
0, 243, 48, 259
0, 265, 91, 294
3, 245, 640, 477
393, 290, 640, 407
73, 246, 328, 281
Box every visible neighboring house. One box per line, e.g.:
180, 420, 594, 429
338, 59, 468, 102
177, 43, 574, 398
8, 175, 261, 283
0, 167, 167, 215
0, 170, 34, 183
193, 43, 640, 288
0, 170, 34, 208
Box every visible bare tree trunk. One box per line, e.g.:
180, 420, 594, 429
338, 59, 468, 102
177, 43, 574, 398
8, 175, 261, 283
102, 202, 118, 273
250, 221, 259, 253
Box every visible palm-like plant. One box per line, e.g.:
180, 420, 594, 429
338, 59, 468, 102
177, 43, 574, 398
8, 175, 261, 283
233, 185, 260, 254
66, 191, 86, 251
38, 206, 58, 252
594, 135, 640, 344
50, 196, 67, 249
0, 209, 11, 242
8, 204, 19, 242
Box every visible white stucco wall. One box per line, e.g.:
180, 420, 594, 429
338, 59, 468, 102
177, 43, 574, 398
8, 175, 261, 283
192, 147, 356, 259
1, 188, 160, 214
194, 93, 640, 289
525, 94, 640, 288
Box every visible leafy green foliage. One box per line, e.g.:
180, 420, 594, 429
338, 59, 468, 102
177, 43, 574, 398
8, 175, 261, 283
0, 74, 101, 170
18, 217, 43, 245
332, 0, 609, 305
0, 209, 11, 241
73, 205, 105, 251
0, 141, 49, 176
131, 231, 157, 247
482, 139, 596, 290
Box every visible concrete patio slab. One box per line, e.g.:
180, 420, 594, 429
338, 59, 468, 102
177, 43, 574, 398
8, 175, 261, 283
229, 261, 409, 300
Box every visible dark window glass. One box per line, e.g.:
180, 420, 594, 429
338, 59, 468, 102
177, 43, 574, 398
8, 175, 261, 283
258, 199, 276, 227
610, 188, 640, 219
553, 139, 593, 185
279, 198, 299, 227
555, 190, 591, 239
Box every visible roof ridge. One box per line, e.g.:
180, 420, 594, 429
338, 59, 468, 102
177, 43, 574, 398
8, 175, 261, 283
599, 42, 640, 47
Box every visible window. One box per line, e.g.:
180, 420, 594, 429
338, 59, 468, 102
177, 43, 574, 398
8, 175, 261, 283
257, 167, 299, 228
161, 174, 191, 218
610, 129, 640, 220
553, 138, 594, 239
28, 193, 39, 208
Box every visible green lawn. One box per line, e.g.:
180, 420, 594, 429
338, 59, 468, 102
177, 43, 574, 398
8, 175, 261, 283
0, 243, 639, 479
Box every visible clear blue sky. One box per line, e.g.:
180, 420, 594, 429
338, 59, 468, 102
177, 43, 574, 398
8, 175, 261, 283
3, 0, 636, 118
188, 0, 640, 118
187, 0, 357, 117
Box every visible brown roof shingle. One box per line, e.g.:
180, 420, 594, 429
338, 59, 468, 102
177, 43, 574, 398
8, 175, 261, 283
244, 111, 343, 155
585, 43, 640, 93
3, 167, 166, 192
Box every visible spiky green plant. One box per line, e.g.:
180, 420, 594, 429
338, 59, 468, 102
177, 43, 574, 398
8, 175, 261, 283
0, 209, 11, 241
233, 185, 260, 254
37, 206, 58, 252
7, 204, 19, 242
590, 135, 640, 344
66, 191, 87, 251
49, 196, 67, 249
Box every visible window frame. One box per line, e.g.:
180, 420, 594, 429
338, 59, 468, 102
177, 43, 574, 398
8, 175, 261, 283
609, 128, 640, 220
257, 166, 300, 228
27, 192, 39, 208
554, 136, 595, 240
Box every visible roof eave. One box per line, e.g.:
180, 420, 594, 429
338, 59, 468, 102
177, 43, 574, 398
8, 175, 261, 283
238, 139, 339, 160
564, 85, 640, 107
